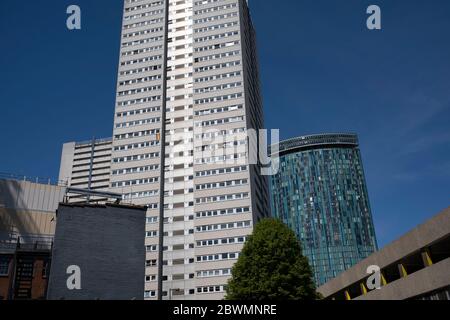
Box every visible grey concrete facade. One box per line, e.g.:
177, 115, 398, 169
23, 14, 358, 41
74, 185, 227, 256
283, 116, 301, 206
47, 203, 146, 300
58, 138, 112, 203
0, 179, 66, 241
110, 0, 269, 300
318, 206, 450, 300
355, 258, 450, 300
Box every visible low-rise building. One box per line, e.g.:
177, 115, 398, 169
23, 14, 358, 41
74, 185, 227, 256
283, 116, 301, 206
0, 177, 66, 300
47, 203, 146, 300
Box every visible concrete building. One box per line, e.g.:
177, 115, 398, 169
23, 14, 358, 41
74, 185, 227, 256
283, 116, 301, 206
47, 203, 146, 300
0, 177, 66, 300
318, 207, 450, 300
109, 0, 269, 300
269, 133, 378, 286
58, 138, 112, 203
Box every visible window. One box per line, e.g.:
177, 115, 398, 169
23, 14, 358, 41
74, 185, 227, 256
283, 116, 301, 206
146, 231, 158, 238
196, 252, 240, 262
146, 275, 156, 282
144, 290, 156, 298
197, 268, 232, 278
172, 274, 184, 280
196, 285, 226, 294
42, 260, 50, 278
146, 216, 158, 224
146, 260, 157, 267
173, 216, 184, 222
0, 257, 10, 276
173, 259, 184, 265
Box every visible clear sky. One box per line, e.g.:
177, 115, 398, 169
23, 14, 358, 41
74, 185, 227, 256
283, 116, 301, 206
0, 0, 449, 247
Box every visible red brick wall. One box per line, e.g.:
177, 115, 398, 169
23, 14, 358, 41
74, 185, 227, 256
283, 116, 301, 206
31, 259, 48, 300
0, 258, 12, 300
0, 255, 50, 300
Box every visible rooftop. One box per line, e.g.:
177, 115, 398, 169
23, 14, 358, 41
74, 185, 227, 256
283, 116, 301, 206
270, 133, 359, 156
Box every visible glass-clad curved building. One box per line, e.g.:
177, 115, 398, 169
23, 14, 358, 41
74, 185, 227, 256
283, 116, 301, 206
269, 133, 378, 286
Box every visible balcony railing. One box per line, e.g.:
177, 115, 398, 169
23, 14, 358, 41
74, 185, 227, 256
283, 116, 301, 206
0, 172, 68, 187
0, 234, 53, 252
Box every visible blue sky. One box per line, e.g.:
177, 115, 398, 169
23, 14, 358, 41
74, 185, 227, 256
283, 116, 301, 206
0, 0, 449, 247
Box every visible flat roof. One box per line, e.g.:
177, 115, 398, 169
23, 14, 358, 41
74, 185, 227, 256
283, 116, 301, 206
269, 133, 358, 156
58, 202, 148, 211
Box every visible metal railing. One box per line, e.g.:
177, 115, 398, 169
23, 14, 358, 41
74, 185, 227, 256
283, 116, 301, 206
75, 137, 112, 147
0, 234, 54, 252
0, 172, 68, 187
269, 133, 359, 155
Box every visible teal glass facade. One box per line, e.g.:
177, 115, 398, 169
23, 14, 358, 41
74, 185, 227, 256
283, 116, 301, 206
269, 134, 378, 286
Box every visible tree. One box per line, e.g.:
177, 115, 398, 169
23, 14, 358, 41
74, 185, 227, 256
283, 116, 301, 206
225, 218, 319, 300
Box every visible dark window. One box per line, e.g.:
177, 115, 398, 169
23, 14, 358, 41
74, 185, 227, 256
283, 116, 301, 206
0, 257, 10, 276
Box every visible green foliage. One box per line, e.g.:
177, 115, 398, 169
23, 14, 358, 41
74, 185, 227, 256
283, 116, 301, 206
225, 218, 319, 300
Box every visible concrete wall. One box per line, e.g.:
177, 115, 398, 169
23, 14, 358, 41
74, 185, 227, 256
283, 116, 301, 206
47, 203, 146, 300
318, 206, 450, 298
0, 179, 66, 212
109, 0, 270, 300
59, 139, 112, 190
0, 259, 11, 299
58, 142, 75, 185
0, 179, 66, 240
0, 208, 55, 240
355, 258, 450, 300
